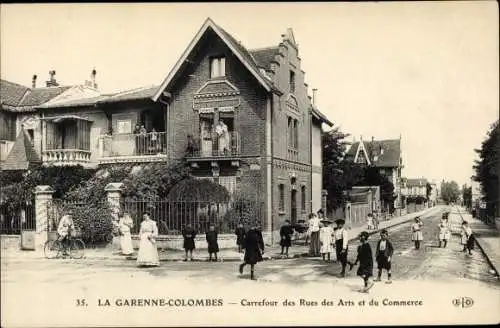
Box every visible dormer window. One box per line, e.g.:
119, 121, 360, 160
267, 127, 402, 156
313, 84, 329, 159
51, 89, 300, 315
289, 70, 296, 93
210, 57, 226, 78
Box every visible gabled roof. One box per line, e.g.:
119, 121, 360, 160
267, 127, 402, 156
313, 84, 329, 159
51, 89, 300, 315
347, 139, 401, 168
152, 18, 278, 101
0, 79, 30, 107
1, 79, 71, 112
249, 47, 280, 69
1, 129, 41, 170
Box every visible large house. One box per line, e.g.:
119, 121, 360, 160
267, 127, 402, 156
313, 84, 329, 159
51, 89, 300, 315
401, 178, 428, 198
1, 18, 332, 240
345, 137, 403, 209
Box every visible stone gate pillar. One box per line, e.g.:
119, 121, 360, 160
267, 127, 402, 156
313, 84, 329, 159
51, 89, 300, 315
321, 189, 328, 215
34, 185, 54, 249
105, 183, 124, 251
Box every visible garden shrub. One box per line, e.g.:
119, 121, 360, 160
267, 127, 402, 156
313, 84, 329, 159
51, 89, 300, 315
63, 203, 114, 245
223, 193, 261, 230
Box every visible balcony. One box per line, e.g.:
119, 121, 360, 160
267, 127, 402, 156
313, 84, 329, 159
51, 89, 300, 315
185, 131, 241, 161
99, 132, 168, 164
42, 149, 91, 166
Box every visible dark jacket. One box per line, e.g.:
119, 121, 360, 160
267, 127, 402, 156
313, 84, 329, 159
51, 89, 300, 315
182, 227, 197, 250
279, 224, 294, 247
355, 242, 374, 277
375, 239, 394, 258
206, 230, 219, 253
235, 227, 246, 245
243, 228, 265, 265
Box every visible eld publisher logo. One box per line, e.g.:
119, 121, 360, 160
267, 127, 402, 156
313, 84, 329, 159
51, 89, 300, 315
453, 297, 474, 308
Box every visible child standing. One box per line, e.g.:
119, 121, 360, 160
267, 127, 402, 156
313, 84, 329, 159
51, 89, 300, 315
235, 223, 246, 253
366, 213, 374, 230
461, 221, 474, 255
319, 219, 334, 262
279, 220, 294, 257
349, 231, 374, 293
182, 223, 197, 261
206, 225, 219, 262
411, 217, 424, 250
375, 229, 394, 284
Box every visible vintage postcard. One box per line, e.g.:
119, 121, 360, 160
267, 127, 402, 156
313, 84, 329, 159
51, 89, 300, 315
1, 2, 499, 327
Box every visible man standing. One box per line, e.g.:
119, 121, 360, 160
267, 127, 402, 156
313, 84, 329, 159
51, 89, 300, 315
57, 210, 75, 256
334, 218, 349, 277
308, 213, 321, 257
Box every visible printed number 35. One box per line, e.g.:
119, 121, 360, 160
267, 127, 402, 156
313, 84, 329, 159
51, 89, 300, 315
76, 299, 87, 306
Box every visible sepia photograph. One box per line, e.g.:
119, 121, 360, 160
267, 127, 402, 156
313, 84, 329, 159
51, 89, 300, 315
1, 2, 499, 327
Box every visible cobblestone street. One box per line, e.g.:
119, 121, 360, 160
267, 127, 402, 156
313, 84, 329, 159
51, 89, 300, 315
2, 207, 499, 327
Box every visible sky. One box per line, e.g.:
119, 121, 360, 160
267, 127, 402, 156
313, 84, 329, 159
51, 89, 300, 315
1, 2, 498, 187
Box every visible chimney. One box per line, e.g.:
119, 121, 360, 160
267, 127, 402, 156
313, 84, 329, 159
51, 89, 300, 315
46, 70, 59, 87
91, 68, 97, 89
32, 74, 37, 88
312, 88, 318, 106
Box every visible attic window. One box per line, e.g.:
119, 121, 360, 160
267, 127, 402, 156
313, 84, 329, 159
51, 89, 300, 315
210, 57, 226, 78
289, 70, 296, 93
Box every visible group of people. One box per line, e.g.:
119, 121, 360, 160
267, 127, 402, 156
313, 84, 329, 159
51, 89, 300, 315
133, 123, 164, 155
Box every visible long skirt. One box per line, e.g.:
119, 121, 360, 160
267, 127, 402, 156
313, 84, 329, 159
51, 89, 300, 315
120, 232, 134, 255
357, 264, 373, 278
466, 235, 475, 250
137, 234, 160, 267
309, 231, 320, 256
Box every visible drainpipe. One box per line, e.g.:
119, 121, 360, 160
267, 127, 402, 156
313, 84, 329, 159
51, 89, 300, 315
269, 94, 274, 245
158, 97, 169, 162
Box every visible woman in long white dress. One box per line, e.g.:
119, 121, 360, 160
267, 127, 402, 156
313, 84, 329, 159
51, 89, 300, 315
215, 120, 229, 155
119, 212, 134, 256
136, 213, 160, 267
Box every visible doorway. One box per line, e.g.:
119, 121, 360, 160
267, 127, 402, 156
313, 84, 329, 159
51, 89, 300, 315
291, 189, 298, 224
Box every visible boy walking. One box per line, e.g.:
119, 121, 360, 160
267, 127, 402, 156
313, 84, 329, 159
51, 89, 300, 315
375, 229, 394, 284
235, 223, 246, 253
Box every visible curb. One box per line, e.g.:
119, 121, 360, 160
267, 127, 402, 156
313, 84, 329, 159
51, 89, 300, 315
473, 239, 500, 279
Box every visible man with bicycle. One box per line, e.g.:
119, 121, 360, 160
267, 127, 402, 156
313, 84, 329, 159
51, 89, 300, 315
57, 210, 75, 256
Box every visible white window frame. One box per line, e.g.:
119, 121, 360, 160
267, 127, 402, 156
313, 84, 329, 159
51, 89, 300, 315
116, 119, 132, 134
210, 57, 226, 78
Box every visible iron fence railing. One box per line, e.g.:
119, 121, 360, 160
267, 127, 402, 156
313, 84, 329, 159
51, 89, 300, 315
0, 201, 36, 235
122, 199, 261, 235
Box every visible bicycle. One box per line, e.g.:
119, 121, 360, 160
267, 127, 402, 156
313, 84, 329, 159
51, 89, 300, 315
44, 235, 85, 259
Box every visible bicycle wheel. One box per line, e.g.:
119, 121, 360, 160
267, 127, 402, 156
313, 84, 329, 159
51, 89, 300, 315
44, 240, 61, 259
69, 239, 85, 259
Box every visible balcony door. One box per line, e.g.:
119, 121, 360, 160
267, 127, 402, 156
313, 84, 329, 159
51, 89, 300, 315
199, 114, 214, 157
291, 189, 298, 224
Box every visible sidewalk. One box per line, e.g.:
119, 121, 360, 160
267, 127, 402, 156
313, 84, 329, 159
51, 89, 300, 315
1, 207, 441, 263
453, 207, 500, 278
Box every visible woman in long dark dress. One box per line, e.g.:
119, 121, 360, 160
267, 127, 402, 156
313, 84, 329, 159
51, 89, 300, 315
234, 223, 246, 253
206, 225, 220, 261
349, 231, 374, 293
239, 225, 265, 280
279, 220, 293, 257
182, 224, 197, 261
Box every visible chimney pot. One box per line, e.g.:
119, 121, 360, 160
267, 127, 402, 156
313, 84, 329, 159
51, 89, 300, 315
32, 74, 37, 88
312, 88, 318, 106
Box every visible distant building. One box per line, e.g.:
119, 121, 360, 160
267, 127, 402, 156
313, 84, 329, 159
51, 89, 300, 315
345, 136, 403, 209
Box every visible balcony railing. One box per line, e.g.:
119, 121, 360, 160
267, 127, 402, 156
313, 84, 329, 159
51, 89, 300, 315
42, 149, 91, 165
186, 131, 240, 158
100, 132, 167, 159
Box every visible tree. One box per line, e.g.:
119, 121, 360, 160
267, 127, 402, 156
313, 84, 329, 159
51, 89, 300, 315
440, 180, 460, 204
462, 184, 472, 210
473, 120, 499, 217
322, 128, 364, 212
359, 166, 395, 213
426, 183, 432, 202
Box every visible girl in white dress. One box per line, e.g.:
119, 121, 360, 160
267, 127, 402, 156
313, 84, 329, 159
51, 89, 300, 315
411, 217, 424, 250
119, 212, 134, 256
438, 214, 451, 248
137, 212, 160, 267
320, 220, 334, 262
366, 213, 374, 230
